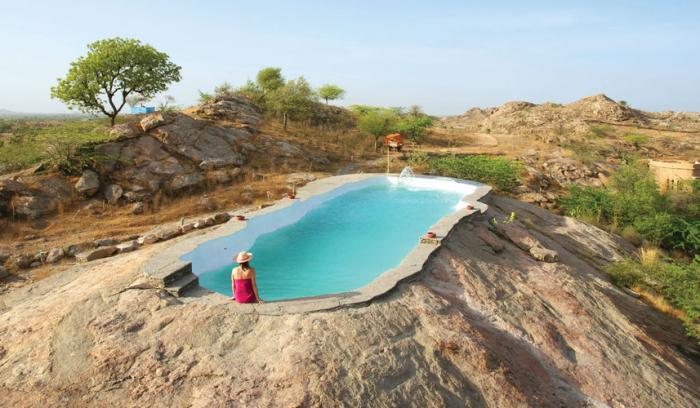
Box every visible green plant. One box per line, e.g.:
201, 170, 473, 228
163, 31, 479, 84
0, 119, 11, 133
0, 118, 116, 171
587, 125, 614, 139
407, 151, 429, 167
425, 154, 522, 192
606, 256, 700, 344
559, 161, 699, 257
622, 133, 649, 149
198, 90, 213, 103
51, 37, 181, 126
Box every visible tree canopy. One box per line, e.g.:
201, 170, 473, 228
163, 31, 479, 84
318, 84, 345, 104
267, 76, 318, 129
256, 67, 284, 93
51, 37, 181, 126
353, 104, 433, 149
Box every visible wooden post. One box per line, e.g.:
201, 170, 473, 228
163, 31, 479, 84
386, 146, 390, 175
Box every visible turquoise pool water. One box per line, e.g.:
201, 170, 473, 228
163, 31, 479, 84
184, 179, 465, 301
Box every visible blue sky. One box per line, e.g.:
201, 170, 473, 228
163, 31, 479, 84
1, 0, 699, 115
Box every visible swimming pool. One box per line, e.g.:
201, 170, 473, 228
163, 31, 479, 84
181, 176, 483, 301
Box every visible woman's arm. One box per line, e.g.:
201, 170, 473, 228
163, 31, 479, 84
231, 269, 236, 300
251, 269, 264, 303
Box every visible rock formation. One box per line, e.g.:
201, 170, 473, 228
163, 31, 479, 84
1, 196, 698, 407
0, 97, 329, 219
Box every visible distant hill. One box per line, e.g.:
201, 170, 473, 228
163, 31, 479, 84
439, 94, 700, 136
0, 108, 88, 119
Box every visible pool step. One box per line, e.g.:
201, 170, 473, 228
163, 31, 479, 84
164, 272, 199, 297
143, 260, 199, 297
162, 262, 193, 285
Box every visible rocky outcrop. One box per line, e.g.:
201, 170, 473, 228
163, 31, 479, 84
0, 97, 329, 220
191, 96, 262, 125
439, 93, 654, 138
1, 197, 698, 407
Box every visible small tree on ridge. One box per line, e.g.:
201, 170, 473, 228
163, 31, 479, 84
51, 37, 181, 126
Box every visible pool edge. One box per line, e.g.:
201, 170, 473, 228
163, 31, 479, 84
141, 173, 491, 314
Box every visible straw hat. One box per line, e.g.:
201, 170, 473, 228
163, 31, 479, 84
235, 251, 253, 263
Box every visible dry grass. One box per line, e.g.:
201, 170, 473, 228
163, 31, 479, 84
639, 247, 662, 268
0, 171, 324, 261
632, 285, 687, 320
621, 226, 642, 246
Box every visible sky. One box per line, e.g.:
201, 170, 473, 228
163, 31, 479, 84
1, 0, 699, 115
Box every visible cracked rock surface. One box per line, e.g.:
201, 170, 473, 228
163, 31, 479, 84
0, 196, 698, 407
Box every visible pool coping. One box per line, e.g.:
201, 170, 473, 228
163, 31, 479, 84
141, 173, 491, 314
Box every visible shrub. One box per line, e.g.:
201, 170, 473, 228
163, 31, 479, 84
587, 125, 614, 138
558, 185, 613, 224
425, 154, 522, 192
621, 225, 642, 246
559, 161, 698, 256
606, 256, 700, 343
622, 133, 649, 148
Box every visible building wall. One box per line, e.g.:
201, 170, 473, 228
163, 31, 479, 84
648, 160, 700, 191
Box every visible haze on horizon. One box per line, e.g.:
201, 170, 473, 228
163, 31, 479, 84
1, 0, 699, 116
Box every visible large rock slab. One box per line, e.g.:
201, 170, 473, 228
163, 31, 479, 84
75, 246, 117, 262
150, 114, 248, 167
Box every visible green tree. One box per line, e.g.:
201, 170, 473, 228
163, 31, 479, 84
318, 84, 345, 104
256, 67, 285, 94
267, 76, 317, 130
396, 115, 433, 142
357, 109, 400, 151
51, 37, 181, 126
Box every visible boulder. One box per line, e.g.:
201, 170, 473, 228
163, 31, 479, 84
116, 240, 139, 253
10, 254, 32, 269
530, 246, 560, 263
193, 219, 209, 229
498, 222, 559, 263
75, 170, 100, 197
137, 234, 159, 245
213, 212, 231, 224
157, 227, 181, 241
75, 246, 117, 263
45, 247, 65, 263
131, 202, 145, 215
12, 195, 57, 219
33, 251, 48, 264
94, 238, 118, 247
179, 223, 196, 234
140, 113, 166, 132
109, 123, 141, 139
0, 266, 9, 280
169, 173, 204, 191
104, 184, 124, 205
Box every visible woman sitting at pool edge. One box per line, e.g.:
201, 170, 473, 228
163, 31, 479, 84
231, 251, 263, 304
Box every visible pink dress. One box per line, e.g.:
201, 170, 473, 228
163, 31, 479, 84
233, 278, 257, 303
